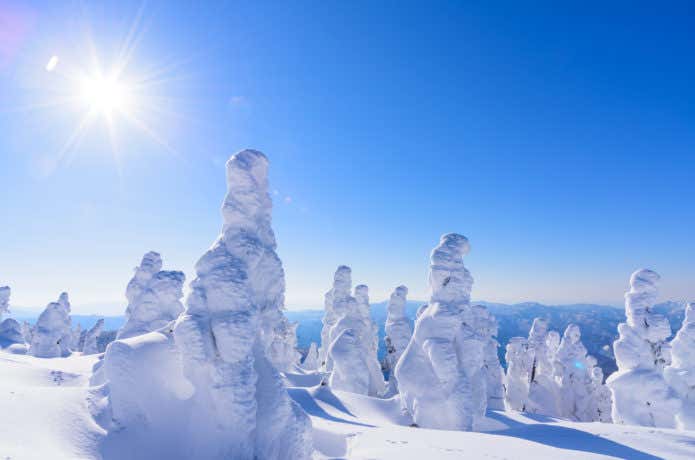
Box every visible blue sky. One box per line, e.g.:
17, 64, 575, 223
1, 1, 693, 314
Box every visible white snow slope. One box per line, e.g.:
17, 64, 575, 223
2, 350, 694, 459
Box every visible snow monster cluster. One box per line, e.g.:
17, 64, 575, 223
3, 148, 694, 460
93, 150, 312, 460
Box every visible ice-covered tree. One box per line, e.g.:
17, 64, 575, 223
117, 252, 185, 340
395, 233, 487, 430
301, 342, 319, 371
0, 318, 23, 345
554, 324, 601, 421
29, 292, 72, 358
173, 149, 312, 458
0, 286, 9, 318
266, 316, 301, 372
319, 265, 352, 371
82, 319, 104, 355
384, 285, 412, 396
473, 304, 505, 410
607, 269, 680, 428
0, 287, 24, 348
588, 360, 613, 422
504, 337, 532, 411
21, 321, 33, 344
525, 318, 561, 417
664, 302, 695, 429
97, 150, 312, 460
327, 283, 384, 396
71, 323, 84, 351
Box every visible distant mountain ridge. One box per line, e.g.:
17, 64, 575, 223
9, 300, 688, 378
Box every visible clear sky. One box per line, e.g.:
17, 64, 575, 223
1, 1, 693, 314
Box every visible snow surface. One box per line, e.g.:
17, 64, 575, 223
3, 351, 695, 459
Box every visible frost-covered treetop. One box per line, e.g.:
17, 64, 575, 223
57, 292, 70, 313
387, 285, 408, 319
429, 233, 472, 304
562, 324, 582, 346
354, 284, 369, 317
221, 149, 275, 247
332, 265, 352, 297
0, 286, 10, 317
626, 268, 661, 329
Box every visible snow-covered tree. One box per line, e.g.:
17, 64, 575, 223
384, 285, 412, 396
395, 233, 487, 430
29, 293, 72, 358
71, 323, 83, 351
266, 316, 301, 372
173, 149, 312, 458
21, 321, 33, 344
504, 337, 532, 411
301, 342, 319, 371
0, 287, 24, 348
97, 150, 311, 460
82, 319, 104, 355
607, 269, 680, 428
473, 304, 505, 410
327, 283, 384, 396
0, 319, 24, 348
0, 286, 9, 318
664, 302, 695, 429
117, 252, 185, 340
588, 359, 613, 422
554, 324, 601, 421
319, 265, 352, 371
526, 318, 561, 417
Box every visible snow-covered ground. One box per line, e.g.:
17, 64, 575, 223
3, 350, 694, 459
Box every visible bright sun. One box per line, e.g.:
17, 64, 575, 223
80, 75, 131, 115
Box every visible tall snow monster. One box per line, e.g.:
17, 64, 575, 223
98, 150, 312, 460
394, 233, 487, 430
607, 269, 680, 428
